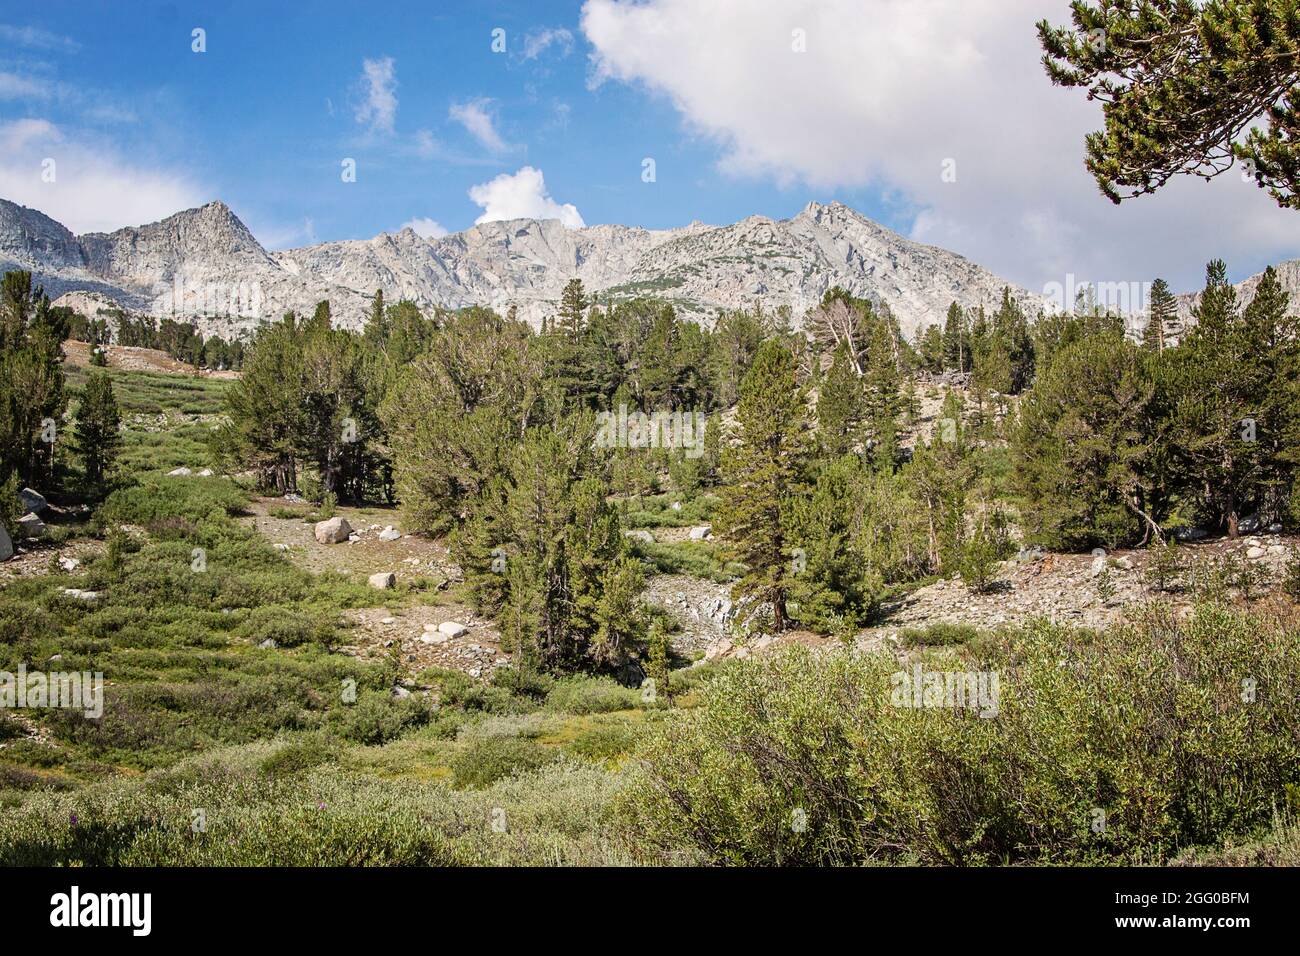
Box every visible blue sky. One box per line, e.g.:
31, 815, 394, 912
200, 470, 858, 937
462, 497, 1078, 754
0, 0, 908, 246
1, 0, 1296, 295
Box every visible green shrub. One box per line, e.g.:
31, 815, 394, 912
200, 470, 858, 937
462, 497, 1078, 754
899, 622, 982, 647
619, 603, 1300, 866
546, 676, 641, 715
451, 735, 559, 789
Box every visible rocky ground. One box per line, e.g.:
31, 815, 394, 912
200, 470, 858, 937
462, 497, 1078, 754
241, 496, 507, 680
862, 531, 1296, 642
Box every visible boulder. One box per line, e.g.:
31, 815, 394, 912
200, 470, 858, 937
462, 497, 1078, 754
0, 525, 12, 562
368, 571, 396, 589
18, 487, 46, 514
167, 467, 193, 477
58, 556, 80, 572
62, 588, 99, 602
197, 468, 214, 477
1246, 546, 1267, 560
378, 527, 401, 541
258, 638, 277, 650
437, 620, 468, 639
624, 529, 655, 544
688, 525, 712, 541
17, 513, 45, 538
314, 516, 352, 544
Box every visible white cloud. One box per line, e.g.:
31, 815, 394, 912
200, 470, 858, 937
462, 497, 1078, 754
401, 216, 449, 238
0, 23, 80, 53
0, 70, 48, 100
0, 118, 207, 234
449, 98, 508, 153
581, 0, 1299, 295
468, 166, 585, 228
522, 27, 575, 60
355, 56, 398, 134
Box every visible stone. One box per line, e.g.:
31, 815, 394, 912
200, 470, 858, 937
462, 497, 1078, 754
274, 543, 290, 551
17, 513, 45, 538
1246, 546, 1267, 560
314, 516, 352, 544
62, 588, 99, 602
1268, 523, 1285, 535
197, 468, 214, 477
58, 556, 80, 572
167, 467, 193, 477
258, 638, 277, 649
438, 620, 468, 638
624, 530, 655, 543
378, 526, 401, 541
391, 685, 411, 699
689, 525, 712, 541
0, 526, 13, 562
368, 571, 396, 589
380, 617, 396, 625
468, 668, 482, 678
670, 501, 683, 511
419, 633, 448, 645
18, 487, 46, 513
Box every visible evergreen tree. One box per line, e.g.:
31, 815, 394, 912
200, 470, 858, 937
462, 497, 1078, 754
74, 371, 122, 490
557, 278, 588, 337
941, 301, 969, 372
1167, 260, 1259, 537
715, 339, 806, 632
1142, 278, 1177, 352
1015, 330, 1160, 548
816, 343, 864, 458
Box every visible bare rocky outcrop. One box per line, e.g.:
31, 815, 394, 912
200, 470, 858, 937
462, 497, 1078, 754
8, 196, 1044, 339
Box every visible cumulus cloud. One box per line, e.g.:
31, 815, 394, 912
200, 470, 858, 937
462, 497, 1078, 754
581, 0, 1298, 294
522, 27, 575, 60
449, 98, 508, 153
401, 216, 449, 238
468, 166, 585, 228
0, 118, 207, 233
355, 56, 398, 134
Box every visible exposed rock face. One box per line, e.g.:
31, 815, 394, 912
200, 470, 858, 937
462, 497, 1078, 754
314, 517, 352, 544
6, 195, 1046, 340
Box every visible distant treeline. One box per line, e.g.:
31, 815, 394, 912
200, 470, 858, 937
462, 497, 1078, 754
70, 307, 246, 371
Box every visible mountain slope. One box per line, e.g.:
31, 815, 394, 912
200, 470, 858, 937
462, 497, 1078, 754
5, 196, 1045, 337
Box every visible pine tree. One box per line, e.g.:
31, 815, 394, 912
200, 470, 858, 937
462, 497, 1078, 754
816, 344, 863, 458
863, 317, 902, 469
1168, 260, 1258, 537
941, 301, 968, 372
715, 339, 806, 632
74, 371, 122, 491
1014, 329, 1160, 549
1142, 278, 1176, 352
557, 278, 587, 338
